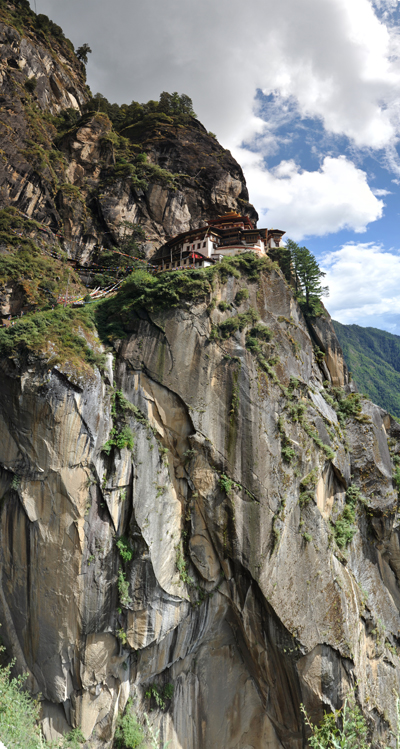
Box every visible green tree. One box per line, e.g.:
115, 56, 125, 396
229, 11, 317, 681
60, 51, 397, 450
0, 657, 43, 749
301, 696, 370, 749
286, 239, 328, 315
158, 91, 196, 118
76, 43, 92, 64
114, 699, 144, 748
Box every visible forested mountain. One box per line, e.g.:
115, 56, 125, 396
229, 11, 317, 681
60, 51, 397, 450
333, 321, 400, 419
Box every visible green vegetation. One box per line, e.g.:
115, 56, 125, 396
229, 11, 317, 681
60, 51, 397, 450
84, 91, 196, 135
98, 128, 179, 192
299, 468, 319, 507
0, 1, 75, 55
24, 76, 37, 94
277, 239, 328, 317
219, 473, 234, 494
118, 569, 132, 608
102, 425, 134, 454
218, 472, 257, 501
0, 303, 105, 374
75, 43, 92, 64
218, 308, 259, 339
145, 683, 174, 710
333, 506, 357, 548
218, 301, 231, 311
95, 253, 273, 344
277, 416, 297, 464
115, 699, 144, 749
301, 695, 369, 749
229, 360, 241, 428
102, 390, 136, 454
333, 321, 400, 419
332, 484, 364, 549
301, 420, 336, 460
393, 462, 400, 496
0, 208, 82, 310
234, 288, 249, 305
63, 728, 86, 749
176, 545, 195, 586
248, 322, 274, 342
0, 657, 42, 749
321, 381, 367, 426
116, 536, 133, 563
93, 222, 147, 288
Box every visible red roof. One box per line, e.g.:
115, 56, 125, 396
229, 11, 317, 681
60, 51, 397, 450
206, 211, 255, 230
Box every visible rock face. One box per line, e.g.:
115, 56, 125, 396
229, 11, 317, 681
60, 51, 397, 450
0, 15, 87, 226
1, 263, 400, 748
308, 310, 349, 387
118, 117, 258, 252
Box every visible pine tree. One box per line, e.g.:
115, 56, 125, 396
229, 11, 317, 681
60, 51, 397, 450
286, 239, 328, 315
158, 92, 196, 118
76, 43, 92, 65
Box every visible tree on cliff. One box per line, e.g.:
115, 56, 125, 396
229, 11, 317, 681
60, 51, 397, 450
76, 43, 92, 64
285, 239, 328, 316
158, 91, 196, 118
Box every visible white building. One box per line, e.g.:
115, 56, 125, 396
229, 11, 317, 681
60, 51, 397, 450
151, 212, 285, 271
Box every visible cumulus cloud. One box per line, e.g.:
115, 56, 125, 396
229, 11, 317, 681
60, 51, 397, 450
322, 242, 400, 326
233, 152, 384, 238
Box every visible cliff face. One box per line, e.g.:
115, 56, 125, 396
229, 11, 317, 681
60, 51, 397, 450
1, 256, 400, 749
0, 9, 88, 224
1, 5, 400, 749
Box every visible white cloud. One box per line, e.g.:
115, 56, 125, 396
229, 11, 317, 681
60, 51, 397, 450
322, 242, 400, 324
39, 0, 400, 152
233, 151, 384, 239
37, 0, 400, 240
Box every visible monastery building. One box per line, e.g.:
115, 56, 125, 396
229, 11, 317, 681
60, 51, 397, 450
151, 212, 285, 271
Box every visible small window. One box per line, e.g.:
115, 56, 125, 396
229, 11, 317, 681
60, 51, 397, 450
203, 241, 206, 247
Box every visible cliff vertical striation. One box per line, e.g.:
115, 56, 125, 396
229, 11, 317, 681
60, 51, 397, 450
0, 255, 399, 748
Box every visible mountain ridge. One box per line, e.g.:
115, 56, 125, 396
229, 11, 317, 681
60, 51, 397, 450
333, 320, 400, 419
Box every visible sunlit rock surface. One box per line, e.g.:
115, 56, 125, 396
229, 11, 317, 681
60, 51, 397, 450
0, 267, 399, 748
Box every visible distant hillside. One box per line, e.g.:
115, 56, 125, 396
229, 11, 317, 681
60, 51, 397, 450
333, 321, 400, 418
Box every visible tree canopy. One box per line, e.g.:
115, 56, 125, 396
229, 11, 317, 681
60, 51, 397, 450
158, 91, 196, 117
284, 239, 328, 316
76, 43, 92, 64
82, 91, 196, 133
0, 657, 42, 749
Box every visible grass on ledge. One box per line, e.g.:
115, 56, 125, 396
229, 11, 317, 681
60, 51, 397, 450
95, 253, 275, 342
0, 252, 275, 372
0, 304, 105, 374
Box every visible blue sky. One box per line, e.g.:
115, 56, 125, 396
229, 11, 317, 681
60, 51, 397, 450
37, 0, 400, 333
238, 88, 400, 332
